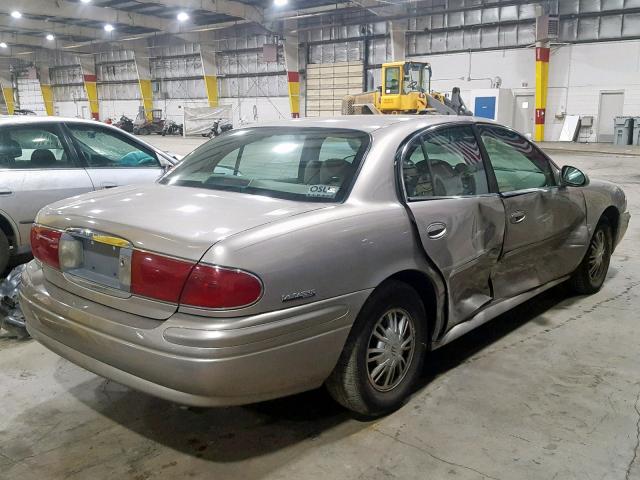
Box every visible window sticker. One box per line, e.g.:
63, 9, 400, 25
307, 184, 340, 198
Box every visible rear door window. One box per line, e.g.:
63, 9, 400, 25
0, 125, 75, 169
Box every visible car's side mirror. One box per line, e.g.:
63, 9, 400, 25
561, 165, 588, 187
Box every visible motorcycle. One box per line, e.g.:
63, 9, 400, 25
162, 120, 184, 136
202, 120, 233, 138
115, 115, 134, 133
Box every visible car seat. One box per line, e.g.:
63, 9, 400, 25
30, 149, 56, 168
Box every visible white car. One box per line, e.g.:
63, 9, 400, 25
0, 116, 176, 271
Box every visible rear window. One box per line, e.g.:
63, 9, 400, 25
161, 127, 369, 202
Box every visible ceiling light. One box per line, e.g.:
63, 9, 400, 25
104, 24, 114, 32
0, 43, 7, 49
177, 11, 189, 22
10, 11, 22, 19
80, 0, 92, 3
46, 34, 55, 41
273, 0, 288, 6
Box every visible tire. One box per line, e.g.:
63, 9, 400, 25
568, 218, 612, 294
0, 230, 9, 275
326, 280, 428, 417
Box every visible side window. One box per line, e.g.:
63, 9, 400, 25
67, 124, 159, 168
0, 125, 74, 169
385, 67, 400, 94
402, 137, 433, 198
479, 126, 555, 192
402, 125, 489, 199
422, 126, 489, 196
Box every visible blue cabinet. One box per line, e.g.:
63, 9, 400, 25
474, 96, 496, 120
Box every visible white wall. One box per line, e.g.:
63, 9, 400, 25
413, 38, 640, 141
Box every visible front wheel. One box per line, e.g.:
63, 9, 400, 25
569, 219, 612, 294
326, 281, 427, 417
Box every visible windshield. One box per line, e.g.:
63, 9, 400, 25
161, 127, 370, 202
403, 63, 429, 93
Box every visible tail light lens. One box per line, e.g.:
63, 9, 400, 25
180, 264, 263, 309
131, 250, 194, 303
130, 250, 262, 309
31, 226, 62, 269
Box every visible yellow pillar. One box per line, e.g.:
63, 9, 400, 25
287, 71, 300, 118
200, 50, 219, 108
1, 86, 14, 115
138, 79, 153, 121
40, 84, 54, 116
534, 42, 550, 142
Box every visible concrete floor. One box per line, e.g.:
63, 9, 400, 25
1, 141, 639, 480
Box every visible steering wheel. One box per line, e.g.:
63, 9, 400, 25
408, 80, 418, 90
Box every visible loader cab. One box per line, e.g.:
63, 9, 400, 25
379, 61, 432, 113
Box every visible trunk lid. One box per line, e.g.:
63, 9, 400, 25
37, 184, 326, 319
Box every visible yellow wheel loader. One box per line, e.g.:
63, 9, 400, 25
342, 61, 472, 116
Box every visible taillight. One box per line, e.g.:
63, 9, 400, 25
180, 264, 262, 309
130, 250, 194, 303
31, 226, 62, 269
129, 251, 261, 309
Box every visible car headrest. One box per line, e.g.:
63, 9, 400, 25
319, 158, 352, 184
31, 149, 56, 167
0, 139, 22, 159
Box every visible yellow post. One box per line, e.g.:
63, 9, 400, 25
1, 86, 15, 115
287, 71, 300, 118
534, 42, 550, 142
204, 75, 219, 108
138, 79, 153, 121
40, 84, 54, 116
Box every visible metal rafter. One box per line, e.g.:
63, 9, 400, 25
0, 0, 173, 32
130, 0, 264, 24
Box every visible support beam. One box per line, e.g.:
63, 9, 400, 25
200, 49, 218, 108
0, 32, 71, 50
389, 20, 406, 61
132, 0, 263, 25
0, 14, 100, 40
79, 55, 99, 120
0, 69, 15, 115
534, 41, 549, 142
133, 45, 153, 120
283, 26, 300, 118
37, 62, 54, 116
1, 1, 172, 32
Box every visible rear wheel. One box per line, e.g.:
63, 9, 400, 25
569, 219, 612, 294
326, 281, 427, 417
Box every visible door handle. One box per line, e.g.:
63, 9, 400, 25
101, 182, 118, 189
510, 210, 526, 224
426, 222, 447, 239
0, 188, 12, 195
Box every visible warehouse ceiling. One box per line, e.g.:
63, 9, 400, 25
0, 0, 374, 52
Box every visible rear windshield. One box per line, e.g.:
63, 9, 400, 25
160, 127, 370, 202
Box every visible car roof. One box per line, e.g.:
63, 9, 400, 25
250, 115, 494, 133
0, 115, 106, 126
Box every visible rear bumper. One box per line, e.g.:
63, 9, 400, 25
21, 261, 370, 406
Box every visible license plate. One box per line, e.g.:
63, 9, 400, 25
59, 229, 132, 292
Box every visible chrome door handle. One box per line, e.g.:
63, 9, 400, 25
510, 211, 526, 224
426, 222, 447, 239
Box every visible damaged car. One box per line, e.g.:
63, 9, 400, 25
20, 116, 629, 416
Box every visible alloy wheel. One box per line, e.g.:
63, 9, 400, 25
366, 308, 416, 392
588, 229, 608, 282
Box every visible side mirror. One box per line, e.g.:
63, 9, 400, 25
561, 165, 588, 187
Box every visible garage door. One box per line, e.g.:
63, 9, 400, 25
306, 62, 363, 117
